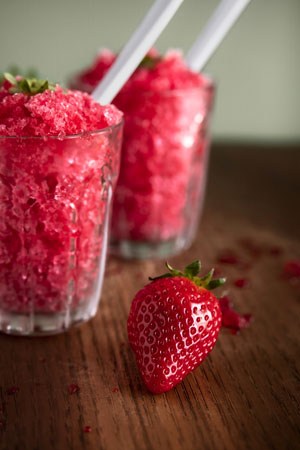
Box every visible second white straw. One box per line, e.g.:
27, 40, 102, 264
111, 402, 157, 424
185, 0, 252, 73
92, 0, 184, 105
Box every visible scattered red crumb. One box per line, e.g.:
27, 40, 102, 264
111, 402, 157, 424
283, 260, 300, 279
112, 387, 119, 393
68, 384, 80, 394
234, 278, 250, 288
83, 425, 92, 433
6, 386, 20, 395
219, 296, 252, 333
269, 246, 283, 256
217, 251, 241, 265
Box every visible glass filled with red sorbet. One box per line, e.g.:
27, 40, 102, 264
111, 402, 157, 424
71, 49, 214, 259
0, 75, 123, 335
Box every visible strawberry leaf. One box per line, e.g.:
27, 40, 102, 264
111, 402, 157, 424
184, 260, 201, 277
207, 278, 226, 290
148, 273, 172, 281
199, 268, 214, 285
165, 262, 182, 277
149, 260, 226, 291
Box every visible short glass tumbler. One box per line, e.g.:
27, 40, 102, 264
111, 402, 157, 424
110, 82, 214, 259
0, 121, 123, 335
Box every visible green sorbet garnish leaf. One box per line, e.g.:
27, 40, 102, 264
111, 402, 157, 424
0, 66, 40, 84
3, 73, 56, 95
138, 55, 161, 70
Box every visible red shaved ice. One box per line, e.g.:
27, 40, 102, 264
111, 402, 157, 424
0, 79, 123, 333
72, 50, 214, 256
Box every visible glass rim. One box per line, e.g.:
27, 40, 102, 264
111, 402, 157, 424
0, 117, 124, 140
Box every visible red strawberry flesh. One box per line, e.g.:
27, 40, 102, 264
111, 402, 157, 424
219, 295, 252, 333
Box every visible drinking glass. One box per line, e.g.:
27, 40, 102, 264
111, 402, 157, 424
110, 82, 214, 259
0, 120, 123, 335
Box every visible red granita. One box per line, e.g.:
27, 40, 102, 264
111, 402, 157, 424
0, 83, 120, 137
72, 50, 214, 256
70, 48, 116, 92
219, 295, 252, 333
0, 75, 123, 333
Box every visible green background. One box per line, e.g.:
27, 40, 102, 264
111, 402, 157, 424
1, 0, 299, 142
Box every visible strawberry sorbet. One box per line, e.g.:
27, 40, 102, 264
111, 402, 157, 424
72, 50, 214, 258
0, 78, 123, 334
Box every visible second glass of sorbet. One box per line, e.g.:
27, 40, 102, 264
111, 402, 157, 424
72, 51, 214, 259
0, 83, 123, 335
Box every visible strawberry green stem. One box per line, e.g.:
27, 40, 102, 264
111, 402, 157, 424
149, 260, 226, 291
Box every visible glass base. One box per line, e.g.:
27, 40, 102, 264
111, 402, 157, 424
110, 236, 191, 260
0, 304, 97, 336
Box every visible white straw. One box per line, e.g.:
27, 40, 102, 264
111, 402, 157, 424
92, 0, 184, 105
185, 0, 252, 72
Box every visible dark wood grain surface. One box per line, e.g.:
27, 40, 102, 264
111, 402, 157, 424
0, 144, 299, 450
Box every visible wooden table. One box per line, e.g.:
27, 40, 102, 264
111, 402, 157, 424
0, 144, 299, 450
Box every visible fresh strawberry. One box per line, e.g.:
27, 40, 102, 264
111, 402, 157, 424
127, 261, 225, 394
